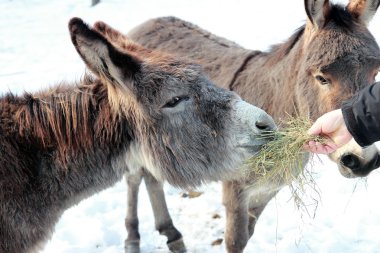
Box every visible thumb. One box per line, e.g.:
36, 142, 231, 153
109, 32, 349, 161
307, 119, 323, 136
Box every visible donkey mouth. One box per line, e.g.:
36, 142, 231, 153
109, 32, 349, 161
237, 140, 271, 156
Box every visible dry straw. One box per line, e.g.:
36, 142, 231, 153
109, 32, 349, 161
244, 116, 327, 215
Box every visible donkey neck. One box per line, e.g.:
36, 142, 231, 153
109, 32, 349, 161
0, 78, 135, 251
231, 28, 305, 121
0, 78, 138, 253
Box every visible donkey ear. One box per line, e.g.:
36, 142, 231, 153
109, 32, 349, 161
347, 0, 380, 26
68, 18, 141, 86
304, 0, 331, 29
93, 21, 129, 43
93, 21, 147, 54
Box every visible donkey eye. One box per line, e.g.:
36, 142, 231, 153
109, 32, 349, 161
163, 96, 189, 108
315, 75, 330, 85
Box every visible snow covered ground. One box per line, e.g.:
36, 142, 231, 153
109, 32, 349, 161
1, 0, 380, 252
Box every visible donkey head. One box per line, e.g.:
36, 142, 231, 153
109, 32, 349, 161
298, 0, 380, 118
296, 0, 380, 177
69, 18, 276, 188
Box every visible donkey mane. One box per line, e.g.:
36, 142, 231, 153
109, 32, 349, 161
8, 75, 131, 165
325, 4, 356, 30
266, 26, 305, 67
267, 4, 357, 66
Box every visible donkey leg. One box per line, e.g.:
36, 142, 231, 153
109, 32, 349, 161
247, 191, 278, 237
143, 169, 186, 253
247, 201, 270, 237
125, 170, 143, 253
223, 181, 250, 253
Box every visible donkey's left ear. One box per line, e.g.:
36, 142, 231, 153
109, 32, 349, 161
93, 21, 147, 55
69, 17, 141, 86
304, 0, 331, 29
347, 0, 380, 26
93, 21, 129, 43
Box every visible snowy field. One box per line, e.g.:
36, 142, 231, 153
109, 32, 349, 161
1, 0, 380, 252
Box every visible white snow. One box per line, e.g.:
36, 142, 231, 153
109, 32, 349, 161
1, 0, 380, 252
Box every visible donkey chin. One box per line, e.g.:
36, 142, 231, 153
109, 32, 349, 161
329, 139, 380, 178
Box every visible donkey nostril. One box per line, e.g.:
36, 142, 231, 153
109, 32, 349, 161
255, 121, 271, 131
341, 154, 360, 171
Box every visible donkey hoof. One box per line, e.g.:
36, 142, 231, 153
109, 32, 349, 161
167, 237, 187, 253
124, 240, 140, 253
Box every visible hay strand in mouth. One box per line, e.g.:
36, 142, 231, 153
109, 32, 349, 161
244, 116, 327, 214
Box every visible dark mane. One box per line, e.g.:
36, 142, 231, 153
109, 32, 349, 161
11, 75, 125, 164
327, 4, 356, 30
265, 26, 305, 66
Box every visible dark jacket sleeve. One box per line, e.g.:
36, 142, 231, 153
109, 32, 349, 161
341, 81, 380, 147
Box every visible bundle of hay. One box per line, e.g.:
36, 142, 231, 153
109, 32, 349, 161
244, 116, 327, 213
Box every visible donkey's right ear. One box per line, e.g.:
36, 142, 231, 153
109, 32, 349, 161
304, 0, 331, 29
69, 18, 141, 86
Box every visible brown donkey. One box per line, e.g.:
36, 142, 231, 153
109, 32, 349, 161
117, 0, 380, 252
0, 18, 276, 253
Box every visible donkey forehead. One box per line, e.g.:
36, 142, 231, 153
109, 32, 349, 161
307, 30, 380, 69
321, 55, 380, 74
142, 59, 202, 81
135, 62, 210, 99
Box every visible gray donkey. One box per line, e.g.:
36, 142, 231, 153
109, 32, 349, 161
0, 18, 276, 253
117, 0, 380, 252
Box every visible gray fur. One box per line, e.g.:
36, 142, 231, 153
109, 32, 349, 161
0, 18, 275, 253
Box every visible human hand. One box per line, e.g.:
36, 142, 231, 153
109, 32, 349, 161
304, 109, 353, 154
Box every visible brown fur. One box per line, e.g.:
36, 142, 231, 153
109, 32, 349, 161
13, 80, 107, 163
124, 0, 380, 252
